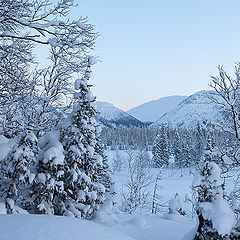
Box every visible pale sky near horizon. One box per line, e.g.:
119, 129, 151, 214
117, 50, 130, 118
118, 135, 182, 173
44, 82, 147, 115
71, 1, 240, 110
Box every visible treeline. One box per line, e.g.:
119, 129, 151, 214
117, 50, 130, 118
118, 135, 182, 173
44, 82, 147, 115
101, 122, 237, 168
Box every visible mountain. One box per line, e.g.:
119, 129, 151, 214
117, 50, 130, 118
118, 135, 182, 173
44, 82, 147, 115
127, 96, 187, 123
94, 101, 144, 127
153, 90, 225, 128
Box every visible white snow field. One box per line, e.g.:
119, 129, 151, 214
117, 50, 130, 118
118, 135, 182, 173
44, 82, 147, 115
1, 150, 236, 240
0, 214, 133, 240
0, 212, 196, 240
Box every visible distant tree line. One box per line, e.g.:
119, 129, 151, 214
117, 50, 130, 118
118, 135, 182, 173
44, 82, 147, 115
100, 122, 237, 168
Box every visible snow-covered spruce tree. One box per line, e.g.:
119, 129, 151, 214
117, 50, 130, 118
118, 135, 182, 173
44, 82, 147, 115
192, 135, 236, 239
173, 130, 182, 168
30, 131, 65, 215
60, 57, 110, 218
193, 122, 205, 164
95, 141, 116, 204
152, 125, 169, 167
181, 142, 191, 168
0, 131, 37, 213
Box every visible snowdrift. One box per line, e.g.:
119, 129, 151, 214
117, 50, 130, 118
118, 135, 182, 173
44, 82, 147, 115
0, 214, 133, 240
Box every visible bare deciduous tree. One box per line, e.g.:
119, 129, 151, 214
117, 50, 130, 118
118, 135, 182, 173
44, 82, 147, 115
0, 0, 98, 137
121, 150, 152, 213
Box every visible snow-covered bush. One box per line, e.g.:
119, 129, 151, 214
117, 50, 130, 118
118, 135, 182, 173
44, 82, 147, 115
95, 141, 116, 205
0, 131, 37, 213
162, 193, 186, 220
192, 137, 236, 239
168, 193, 186, 217
30, 131, 65, 215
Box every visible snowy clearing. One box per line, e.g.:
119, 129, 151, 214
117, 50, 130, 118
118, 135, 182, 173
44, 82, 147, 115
0, 213, 196, 240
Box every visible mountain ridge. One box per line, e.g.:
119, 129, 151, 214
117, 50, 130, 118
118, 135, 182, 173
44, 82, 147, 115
94, 101, 144, 127
153, 90, 225, 128
127, 95, 188, 122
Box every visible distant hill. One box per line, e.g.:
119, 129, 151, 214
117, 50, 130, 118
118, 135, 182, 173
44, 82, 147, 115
127, 96, 187, 123
153, 90, 225, 128
94, 101, 144, 128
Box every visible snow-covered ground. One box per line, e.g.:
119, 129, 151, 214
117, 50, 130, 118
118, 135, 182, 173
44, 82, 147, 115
0, 214, 133, 240
1, 150, 237, 240
0, 212, 196, 240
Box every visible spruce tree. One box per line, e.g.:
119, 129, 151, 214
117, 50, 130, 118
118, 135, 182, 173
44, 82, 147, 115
31, 131, 65, 215
60, 56, 111, 218
194, 122, 205, 165
152, 125, 169, 167
95, 141, 116, 204
0, 131, 37, 213
193, 135, 236, 239
173, 130, 182, 168
181, 142, 191, 168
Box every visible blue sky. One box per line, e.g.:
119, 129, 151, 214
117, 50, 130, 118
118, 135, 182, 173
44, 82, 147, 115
70, 1, 240, 110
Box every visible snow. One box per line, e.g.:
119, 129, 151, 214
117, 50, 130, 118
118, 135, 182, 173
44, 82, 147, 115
76, 21, 86, 29
100, 214, 196, 240
0, 135, 12, 161
95, 101, 125, 121
200, 198, 236, 236
192, 171, 202, 187
43, 147, 64, 165
0, 142, 11, 161
48, 38, 61, 47
37, 173, 46, 184
153, 90, 225, 128
0, 202, 6, 214
94, 101, 143, 127
127, 95, 187, 123
222, 155, 233, 165
0, 214, 133, 240
208, 161, 221, 183
0, 135, 9, 144
39, 131, 63, 151
74, 78, 81, 90
39, 130, 65, 166
0, 149, 238, 239
88, 55, 98, 65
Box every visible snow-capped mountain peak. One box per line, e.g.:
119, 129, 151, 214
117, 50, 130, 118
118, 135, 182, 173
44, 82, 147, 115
153, 90, 225, 128
127, 95, 187, 123
94, 101, 144, 127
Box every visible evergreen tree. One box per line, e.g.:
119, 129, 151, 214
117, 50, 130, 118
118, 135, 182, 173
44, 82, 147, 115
181, 142, 191, 168
173, 130, 182, 168
30, 131, 65, 215
192, 135, 236, 239
0, 131, 37, 213
95, 141, 116, 204
60, 57, 111, 218
194, 122, 205, 165
152, 125, 169, 167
